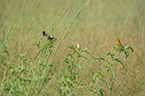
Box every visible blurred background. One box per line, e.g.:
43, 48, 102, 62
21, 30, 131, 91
0, 0, 145, 95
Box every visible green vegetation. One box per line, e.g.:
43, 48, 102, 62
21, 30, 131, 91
0, 0, 145, 95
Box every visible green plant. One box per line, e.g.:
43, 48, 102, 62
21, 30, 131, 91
91, 43, 134, 95
57, 42, 90, 95
1, 0, 144, 95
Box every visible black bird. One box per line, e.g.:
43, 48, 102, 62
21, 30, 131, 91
42, 31, 57, 40
42, 31, 48, 37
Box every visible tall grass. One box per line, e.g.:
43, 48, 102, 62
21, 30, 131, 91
0, 0, 145, 95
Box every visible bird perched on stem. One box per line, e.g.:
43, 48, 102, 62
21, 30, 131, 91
76, 42, 81, 50
116, 37, 122, 47
116, 37, 125, 52
42, 31, 57, 40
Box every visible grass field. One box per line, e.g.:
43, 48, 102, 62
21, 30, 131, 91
0, 0, 145, 95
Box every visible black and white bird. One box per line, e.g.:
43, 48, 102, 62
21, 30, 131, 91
42, 31, 57, 40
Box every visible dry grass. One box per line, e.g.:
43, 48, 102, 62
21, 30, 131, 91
0, 0, 145, 95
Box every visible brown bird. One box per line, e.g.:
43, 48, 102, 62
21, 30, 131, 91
76, 42, 81, 50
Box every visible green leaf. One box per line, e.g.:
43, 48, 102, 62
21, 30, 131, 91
92, 72, 101, 83
74, 64, 82, 72
98, 89, 104, 96
109, 68, 115, 79
94, 57, 107, 62
77, 86, 87, 90
92, 72, 98, 83
68, 54, 73, 58
123, 50, 129, 58
68, 64, 71, 69
4, 88, 10, 92
99, 78, 112, 90
49, 64, 57, 69
106, 53, 111, 58
114, 59, 124, 68
7, 66, 15, 70
128, 46, 134, 52
112, 45, 117, 50
80, 48, 91, 56
79, 55, 90, 63
67, 46, 73, 49
123, 43, 127, 46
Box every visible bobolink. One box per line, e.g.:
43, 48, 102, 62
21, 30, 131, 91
42, 31, 57, 40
